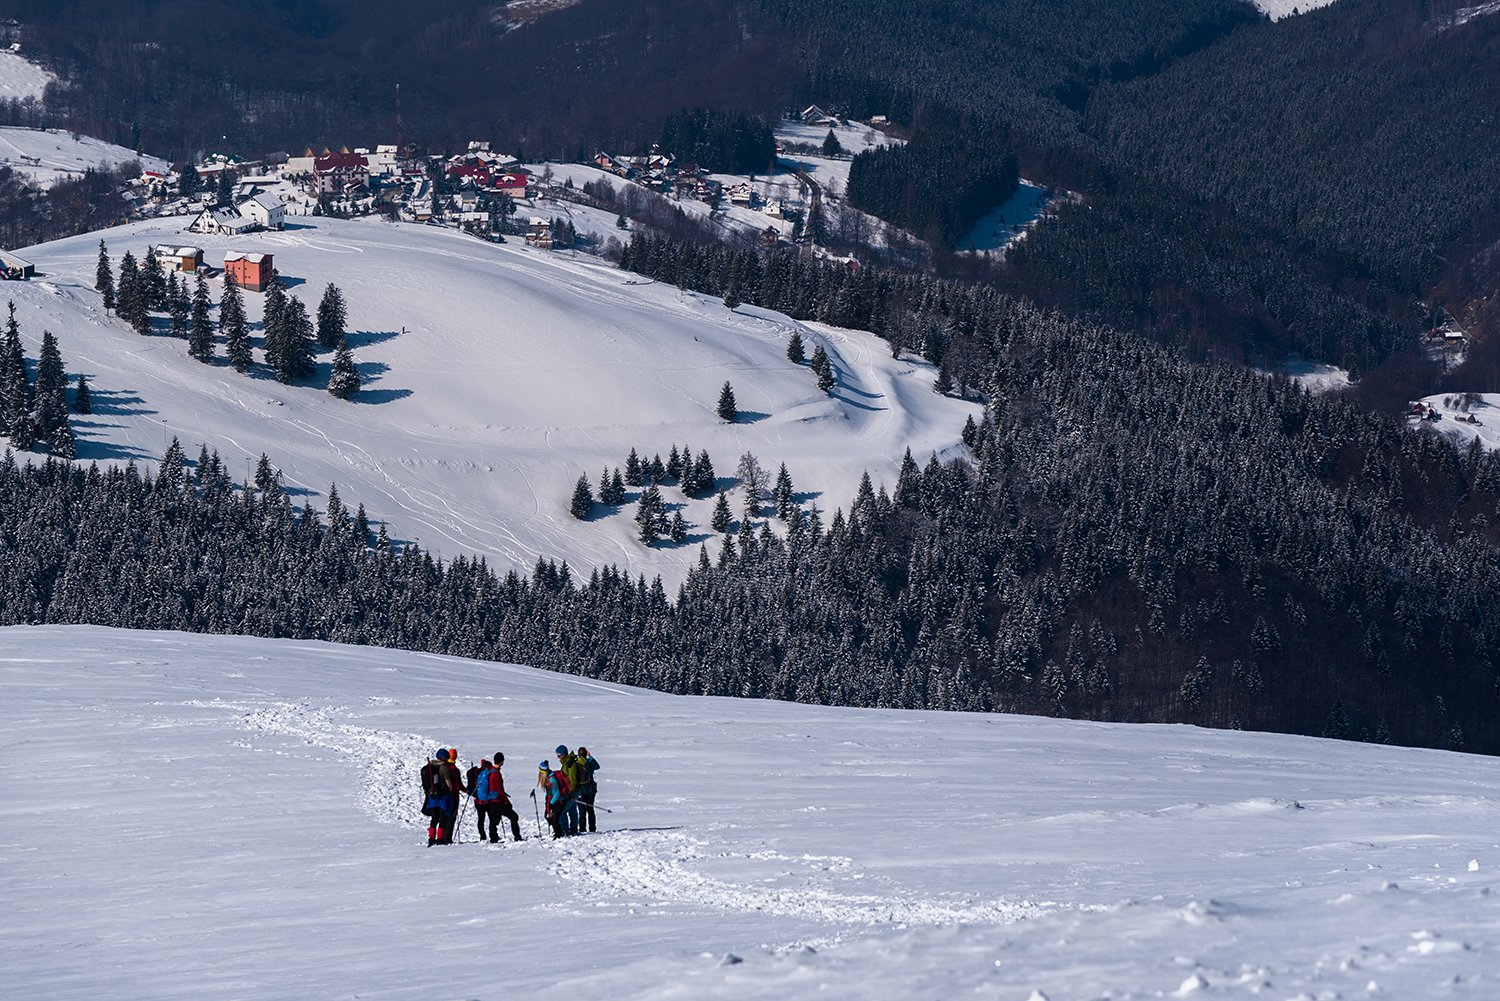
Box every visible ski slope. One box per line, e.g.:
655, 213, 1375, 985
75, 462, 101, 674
0, 50, 54, 101
10, 217, 977, 585
2, 625, 1498, 999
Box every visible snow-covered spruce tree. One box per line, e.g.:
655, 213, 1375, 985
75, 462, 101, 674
327, 336, 361, 398
648, 453, 665, 484
570, 474, 594, 519
624, 447, 642, 486
711, 491, 732, 533
666, 444, 682, 481
774, 462, 795, 521
277, 296, 316, 383
142, 246, 166, 311
316, 283, 347, 349
722, 282, 740, 311
822, 129, 844, 157
670, 509, 687, 543
166, 272, 188, 339
261, 278, 288, 374
1, 302, 28, 438
73, 374, 90, 414
635, 483, 665, 544
716, 381, 737, 422
786, 329, 805, 365
687, 449, 715, 497
189, 270, 214, 363
95, 240, 114, 313
933, 357, 954, 396
46, 400, 75, 458
220, 273, 252, 373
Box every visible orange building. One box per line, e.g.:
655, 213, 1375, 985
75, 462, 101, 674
223, 252, 274, 292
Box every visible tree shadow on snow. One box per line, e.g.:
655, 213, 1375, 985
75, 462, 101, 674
70, 430, 152, 463
82, 389, 155, 417
830, 390, 886, 413
347, 328, 402, 349
352, 387, 413, 404
732, 410, 771, 424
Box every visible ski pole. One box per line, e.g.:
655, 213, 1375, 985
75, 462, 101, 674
530, 788, 542, 838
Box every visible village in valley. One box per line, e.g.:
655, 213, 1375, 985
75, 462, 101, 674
90, 105, 908, 266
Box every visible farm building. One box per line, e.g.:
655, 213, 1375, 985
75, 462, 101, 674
155, 247, 205, 273
223, 252, 274, 292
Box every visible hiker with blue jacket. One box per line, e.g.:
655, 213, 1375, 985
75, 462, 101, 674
468, 753, 524, 843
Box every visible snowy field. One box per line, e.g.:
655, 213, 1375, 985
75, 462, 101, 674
0, 50, 54, 101
10, 216, 976, 585
962, 180, 1051, 254
3, 625, 1499, 999
0, 126, 170, 188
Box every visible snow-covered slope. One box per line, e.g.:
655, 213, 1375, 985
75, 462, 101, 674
3, 625, 1498, 999
0, 50, 54, 101
0, 127, 169, 188
13, 217, 976, 583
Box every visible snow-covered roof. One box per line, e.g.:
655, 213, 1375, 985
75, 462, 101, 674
223, 252, 270, 264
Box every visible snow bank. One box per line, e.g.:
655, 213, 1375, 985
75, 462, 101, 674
4, 625, 1499, 999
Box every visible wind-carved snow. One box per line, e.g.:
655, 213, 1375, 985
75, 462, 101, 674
548, 829, 1051, 926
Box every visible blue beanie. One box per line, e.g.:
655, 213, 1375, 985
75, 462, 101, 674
555, 744, 569, 755
539, 761, 550, 770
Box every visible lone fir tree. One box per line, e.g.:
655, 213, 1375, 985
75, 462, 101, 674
73, 373, 91, 414
95, 240, 114, 313
716, 381, 737, 422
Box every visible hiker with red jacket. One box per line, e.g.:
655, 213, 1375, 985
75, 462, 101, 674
422, 749, 462, 846
470, 753, 524, 843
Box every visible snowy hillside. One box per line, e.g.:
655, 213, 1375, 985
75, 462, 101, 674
3, 625, 1499, 999
0, 126, 170, 188
12, 217, 976, 584
0, 50, 54, 101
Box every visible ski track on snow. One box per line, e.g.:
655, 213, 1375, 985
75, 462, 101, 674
181, 698, 431, 827
546, 828, 1052, 928
177, 696, 1053, 933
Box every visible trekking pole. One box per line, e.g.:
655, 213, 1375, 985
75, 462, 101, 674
530, 788, 542, 838
455, 790, 469, 844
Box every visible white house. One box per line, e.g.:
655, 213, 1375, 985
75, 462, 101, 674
237, 192, 285, 231
189, 206, 255, 236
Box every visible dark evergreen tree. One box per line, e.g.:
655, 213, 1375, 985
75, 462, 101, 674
273, 296, 315, 383
221, 273, 252, 373
711, 490, 732, 533
669, 509, 687, 543
73, 373, 90, 415
787, 329, 805, 365
716, 381, 737, 422
327, 336, 361, 398
166, 272, 189, 339
821, 129, 844, 157
179, 164, 200, 200
95, 240, 114, 313
624, 447, 642, 486
570, 474, 594, 519
774, 462, 795, 521
933, 357, 954, 395
189, 270, 214, 363
666, 444, 682, 481
142, 246, 166, 311
648, 453, 665, 484
635, 483, 667, 545
353, 503, 370, 546
316, 283, 347, 350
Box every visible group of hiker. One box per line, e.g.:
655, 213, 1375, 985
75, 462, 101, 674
419, 744, 600, 845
